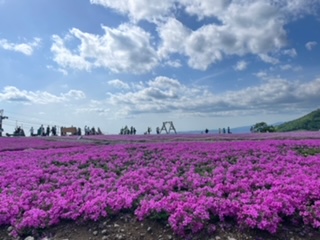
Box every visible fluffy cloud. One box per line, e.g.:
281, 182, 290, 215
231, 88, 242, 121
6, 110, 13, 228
0, 38, 41, 55
108, 76, 181, 107
282, 48, 297, 57
108, 79, 130, 89
157, 1, 286, 70
63, 90, 86, 100
276, 0, 320, 17
280, 64, 293, 70
259, 54, 279, 65
305, 41, 317, 51
105, 75, 320, 116
52, 0, 319, 73
51, 24, 158, 74
280, 64, 302, 71
46, 65, 69, 76
234, 60, 248, 71
157, 18, 191, 59
164, 59, 182, 68
179, 0, 231, 19
0, 86, 86, 104
91, 0, 319, 23
51, 35, 92, 71
90, 0, 174, 23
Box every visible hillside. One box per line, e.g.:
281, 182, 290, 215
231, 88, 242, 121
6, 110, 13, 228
276, 109, 320, 132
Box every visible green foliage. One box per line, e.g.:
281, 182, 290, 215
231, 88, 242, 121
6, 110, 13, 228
51, 160, 70, 167
295, 147, 320, 156
195, 165, 213, 176
226, 156, 238, 164
276, 109, 320, 132
78, 163, 90, 169
149, 211, 169, 221
251, 122, 275, 133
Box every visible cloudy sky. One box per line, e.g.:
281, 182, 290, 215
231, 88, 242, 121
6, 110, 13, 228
1, 0, 320, 134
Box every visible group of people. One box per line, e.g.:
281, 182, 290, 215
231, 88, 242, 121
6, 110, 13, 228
6, 124, 104, 137
219, 127, 232, 134
30, 125, 58, 137
120, 126, 170, 135
120, 126, 137, 135
144, 127, 162, 134
6, 126, 26, 137
29, 125, 103, 137
148, 126, 171, 134
203, 127, 232, 134
84, 126, 102, 135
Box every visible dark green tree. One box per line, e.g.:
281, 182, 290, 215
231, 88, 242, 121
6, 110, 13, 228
251, 122, 275, 133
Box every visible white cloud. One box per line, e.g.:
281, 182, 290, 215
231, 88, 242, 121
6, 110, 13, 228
282, 48, 297, 57
108, 79, 130, 89
46, 65, 68, 75
0, 38, 41, 55
305, 41, 317, 51
280, 64, 302, 71
51, 1, 319, 72
57, 68, 68, 76
234, 60, 248, 71
276, 0, 320, 17
255, 71, 268, 79
51, 24, 158, 74
90, 0, 174, 23
157, 18, 191, 59
51, 35, 92, 71
148, 76, 181, 89
280, 64, 292, 70
63, 90, 86, 100
90, 0, 319, 23
165, 59, 182, 68
0, 86, 86, 104
157, 1, 287, 70
108, 76, 181, 108
105, 75, 320, 117
259, 54, 279, 65
179, 0, 231, 19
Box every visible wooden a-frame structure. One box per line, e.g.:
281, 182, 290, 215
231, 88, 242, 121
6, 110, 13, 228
160, 121, 177, 134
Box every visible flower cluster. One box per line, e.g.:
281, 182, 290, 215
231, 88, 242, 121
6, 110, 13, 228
0, 137, 82, 152
0, 133, 320, 237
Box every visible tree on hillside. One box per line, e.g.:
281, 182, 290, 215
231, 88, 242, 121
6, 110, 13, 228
251, 122, 275, 133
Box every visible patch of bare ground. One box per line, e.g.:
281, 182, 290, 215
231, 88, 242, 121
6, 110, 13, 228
1, 213, 320, 240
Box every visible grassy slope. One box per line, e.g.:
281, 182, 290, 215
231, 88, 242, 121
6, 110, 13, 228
276, 109, 320, 132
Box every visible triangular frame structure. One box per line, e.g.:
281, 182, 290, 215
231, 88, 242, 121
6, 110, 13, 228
160, 121, 177, 134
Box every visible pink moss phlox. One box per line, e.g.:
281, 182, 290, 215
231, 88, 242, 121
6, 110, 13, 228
1, 134, 320, 236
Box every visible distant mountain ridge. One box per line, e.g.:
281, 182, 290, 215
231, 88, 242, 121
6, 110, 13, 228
276, 109, 320, 132
178, 109, 320, 134
179, 125, 252, 134
179, 109, 320, 134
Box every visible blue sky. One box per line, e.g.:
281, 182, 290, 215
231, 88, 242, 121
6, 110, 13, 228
0, 0, 320, 134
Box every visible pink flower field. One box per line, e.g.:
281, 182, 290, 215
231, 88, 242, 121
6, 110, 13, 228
1, 133, 320, 238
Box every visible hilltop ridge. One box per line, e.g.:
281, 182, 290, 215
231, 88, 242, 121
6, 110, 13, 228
276, 109, 320, 132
